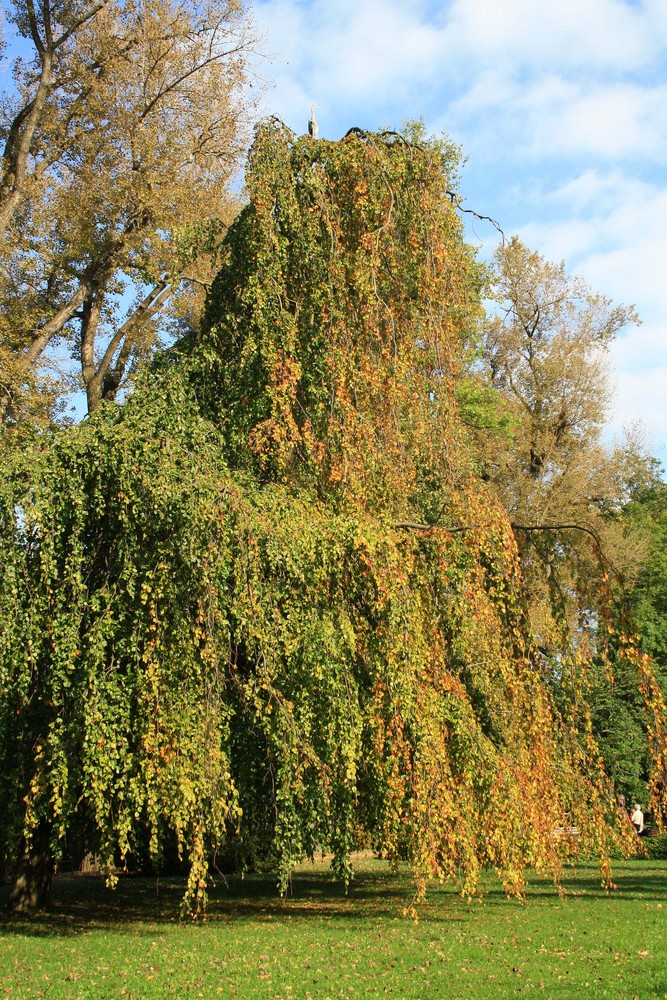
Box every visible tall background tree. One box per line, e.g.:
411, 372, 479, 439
0, 0, 254, 427
459, 237, 667, 809
464, 238, 645, 645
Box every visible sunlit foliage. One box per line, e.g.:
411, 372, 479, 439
1, 121, 663, 913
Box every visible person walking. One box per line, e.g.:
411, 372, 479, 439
630, 803, 644, 834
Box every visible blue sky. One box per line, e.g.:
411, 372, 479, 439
249, 0, 667, 468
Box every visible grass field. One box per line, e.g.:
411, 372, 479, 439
1, 856, 666, 999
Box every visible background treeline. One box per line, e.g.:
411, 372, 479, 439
1, 0, 666, 914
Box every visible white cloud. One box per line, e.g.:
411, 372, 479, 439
519, 174, 667, 312
446, 75, 667, 166
253, 0, 450, 132
254, 1, 667, 159
446, 0, 664, 74
502, 172, 667, 453
609, 355, 667, 460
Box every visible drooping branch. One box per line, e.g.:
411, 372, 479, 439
393, 521, 470, 532
393, 518, 604, 550
511, 522, 604, 549
393, 517, 624, 592
446, 194, 505, 240
342, 127, 505, 239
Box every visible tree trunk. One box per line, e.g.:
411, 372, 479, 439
85, 279, 172, 412
81, 290, 102, 412
8, 822, 53, 912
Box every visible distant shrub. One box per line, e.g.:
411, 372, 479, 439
646, 834, 667, 860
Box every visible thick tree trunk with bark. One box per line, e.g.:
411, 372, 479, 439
8, 822, 54, 912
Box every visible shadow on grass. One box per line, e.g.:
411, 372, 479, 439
0, 862, 417, 937
1, 858, 666, 938
469, 863, 667, 912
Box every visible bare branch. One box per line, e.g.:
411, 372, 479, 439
85, 280, 172, 410
138, 45, 246, 122
24, 278, 93, 363
393, 518, 605, 551
393, 521, 470, 532
52, 0, 111, 49
0, 48, 54, 229
26, 0, 45, 54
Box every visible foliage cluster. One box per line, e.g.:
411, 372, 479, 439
0, 120, 663, 913
645, 835, 667, 860
593, 477, 667, 807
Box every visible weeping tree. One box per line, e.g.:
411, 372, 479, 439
2, 120, 666, 914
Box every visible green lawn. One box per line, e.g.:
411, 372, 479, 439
1, 856, 666, 999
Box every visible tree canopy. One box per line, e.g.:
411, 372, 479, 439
1, 120, 665, 914
0, 0, 253, 427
